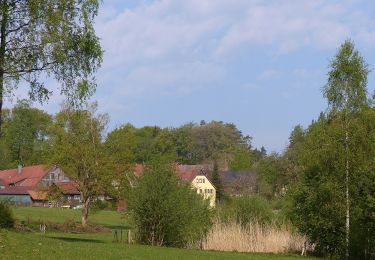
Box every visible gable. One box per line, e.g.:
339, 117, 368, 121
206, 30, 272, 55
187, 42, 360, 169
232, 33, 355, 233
192, 176, 216, 190
40, 167, 70, 186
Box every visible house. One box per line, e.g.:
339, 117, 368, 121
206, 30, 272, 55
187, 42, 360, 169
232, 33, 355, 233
0, 165, 80, 207
122, 164, 216, 209
191, 175, 216, 207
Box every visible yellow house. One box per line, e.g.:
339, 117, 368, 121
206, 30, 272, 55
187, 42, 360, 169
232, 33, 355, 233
191, 175, 216, 207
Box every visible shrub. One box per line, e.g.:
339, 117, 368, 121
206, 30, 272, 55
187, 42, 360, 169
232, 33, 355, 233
128, 163, 212, 247
90, 200, 115, 213
218, 195, 274, 225
0, 202, 15, 228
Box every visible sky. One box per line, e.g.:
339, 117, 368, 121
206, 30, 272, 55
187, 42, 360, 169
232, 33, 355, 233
5, 0, 375, 152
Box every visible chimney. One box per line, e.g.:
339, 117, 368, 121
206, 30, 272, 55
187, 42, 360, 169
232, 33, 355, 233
17, 165, 22, 174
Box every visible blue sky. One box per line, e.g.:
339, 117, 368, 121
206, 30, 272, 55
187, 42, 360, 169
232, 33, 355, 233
6, 0, 375, 152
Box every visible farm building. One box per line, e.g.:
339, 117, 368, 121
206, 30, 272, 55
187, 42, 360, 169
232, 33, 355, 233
0, 165, 79, 207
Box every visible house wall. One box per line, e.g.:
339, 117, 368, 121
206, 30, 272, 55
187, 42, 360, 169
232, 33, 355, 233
192, 176, 216, 207
0, 195, 32, 204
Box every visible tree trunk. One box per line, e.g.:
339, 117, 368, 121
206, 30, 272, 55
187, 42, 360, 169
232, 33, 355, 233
81, 197, 90, 227
345, 129, 350, 260
0, 1, 8, 134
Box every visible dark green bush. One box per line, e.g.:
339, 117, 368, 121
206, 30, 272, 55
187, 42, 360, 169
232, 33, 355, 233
128, 163, 212, 247
0, 202, 15, 228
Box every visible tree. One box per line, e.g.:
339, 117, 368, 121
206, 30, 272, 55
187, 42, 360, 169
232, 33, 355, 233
290, 40, 373, 258
1, 99, 51, 167
254, 153, 282, 198
0, 0, 102, 130
211, 161, 223, 202
322, 39, 370, 259
51, 102, 113, 226
128, 163, 212, 247
0, 100, 52, 168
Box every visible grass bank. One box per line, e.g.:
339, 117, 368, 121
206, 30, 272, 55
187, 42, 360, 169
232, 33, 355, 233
0, 229, 318, 260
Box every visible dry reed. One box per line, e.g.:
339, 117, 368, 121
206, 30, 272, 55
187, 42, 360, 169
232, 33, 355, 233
202, 220, 309, 254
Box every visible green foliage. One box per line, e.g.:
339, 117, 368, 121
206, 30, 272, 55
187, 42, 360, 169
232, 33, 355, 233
128, 163, 212, 247
229, 147, 253, 171
0, 202, 14, 228
50, 102, 116, 226
323, 39, 370, 113
90, 200, 116, 213
218, 196, 274, 226
289, 41, 375, 258
0, 100, 52, 169
212, 161, 223, 202
254, 154, 282, 198
105, 121, 254, 166
0, 0, 103, 129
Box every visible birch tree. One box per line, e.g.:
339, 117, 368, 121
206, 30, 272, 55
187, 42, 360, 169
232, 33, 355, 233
323, 40, 370, 259
0, 0, 102, 131
51, 102, 112, 226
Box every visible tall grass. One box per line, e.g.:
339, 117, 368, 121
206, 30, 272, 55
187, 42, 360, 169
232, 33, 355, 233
202, 220, 309, 254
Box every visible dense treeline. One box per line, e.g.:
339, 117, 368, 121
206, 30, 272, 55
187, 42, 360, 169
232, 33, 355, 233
0, 102, 264, 171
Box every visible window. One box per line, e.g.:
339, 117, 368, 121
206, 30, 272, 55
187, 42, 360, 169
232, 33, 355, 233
203, 178, 205, 183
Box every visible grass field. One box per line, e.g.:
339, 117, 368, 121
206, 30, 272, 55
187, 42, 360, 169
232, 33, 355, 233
11, 206, 127, 229
0, 230, 318, 260
1, 207, 318, 259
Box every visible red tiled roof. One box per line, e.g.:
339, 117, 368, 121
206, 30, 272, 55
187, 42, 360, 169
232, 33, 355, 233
0, 165, 48, 187
55, 182, 80, 195
133, 163, 202, 182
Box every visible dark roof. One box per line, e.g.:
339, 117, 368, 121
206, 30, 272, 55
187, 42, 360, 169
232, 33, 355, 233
55, 182, 80, 195
220, 171, 258, 195
0, 186, 30, 195
220, 171, 257, 182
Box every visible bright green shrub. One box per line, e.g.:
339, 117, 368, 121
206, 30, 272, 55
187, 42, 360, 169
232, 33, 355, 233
218, 196, 274, 225
128, 163, 212, 247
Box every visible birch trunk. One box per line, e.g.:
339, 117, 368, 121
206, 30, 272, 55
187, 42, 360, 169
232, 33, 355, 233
81, 197, 90, 227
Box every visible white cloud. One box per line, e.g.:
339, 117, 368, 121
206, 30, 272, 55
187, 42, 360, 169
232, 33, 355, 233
93, 0, 374, 98
96, 0, 373, 67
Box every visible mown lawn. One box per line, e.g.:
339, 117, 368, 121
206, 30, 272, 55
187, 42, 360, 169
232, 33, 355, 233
11, 206, 127, 229
0, 230, 318, 260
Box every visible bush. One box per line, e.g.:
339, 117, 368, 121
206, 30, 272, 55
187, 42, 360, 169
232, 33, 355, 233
128, 163, 212, 247
218, 196, 274, 225
90, 200, 115, 213
0, 202, 15, 228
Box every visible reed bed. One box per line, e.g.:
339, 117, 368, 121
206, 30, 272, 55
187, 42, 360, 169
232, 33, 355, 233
202, 220, 309, 254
